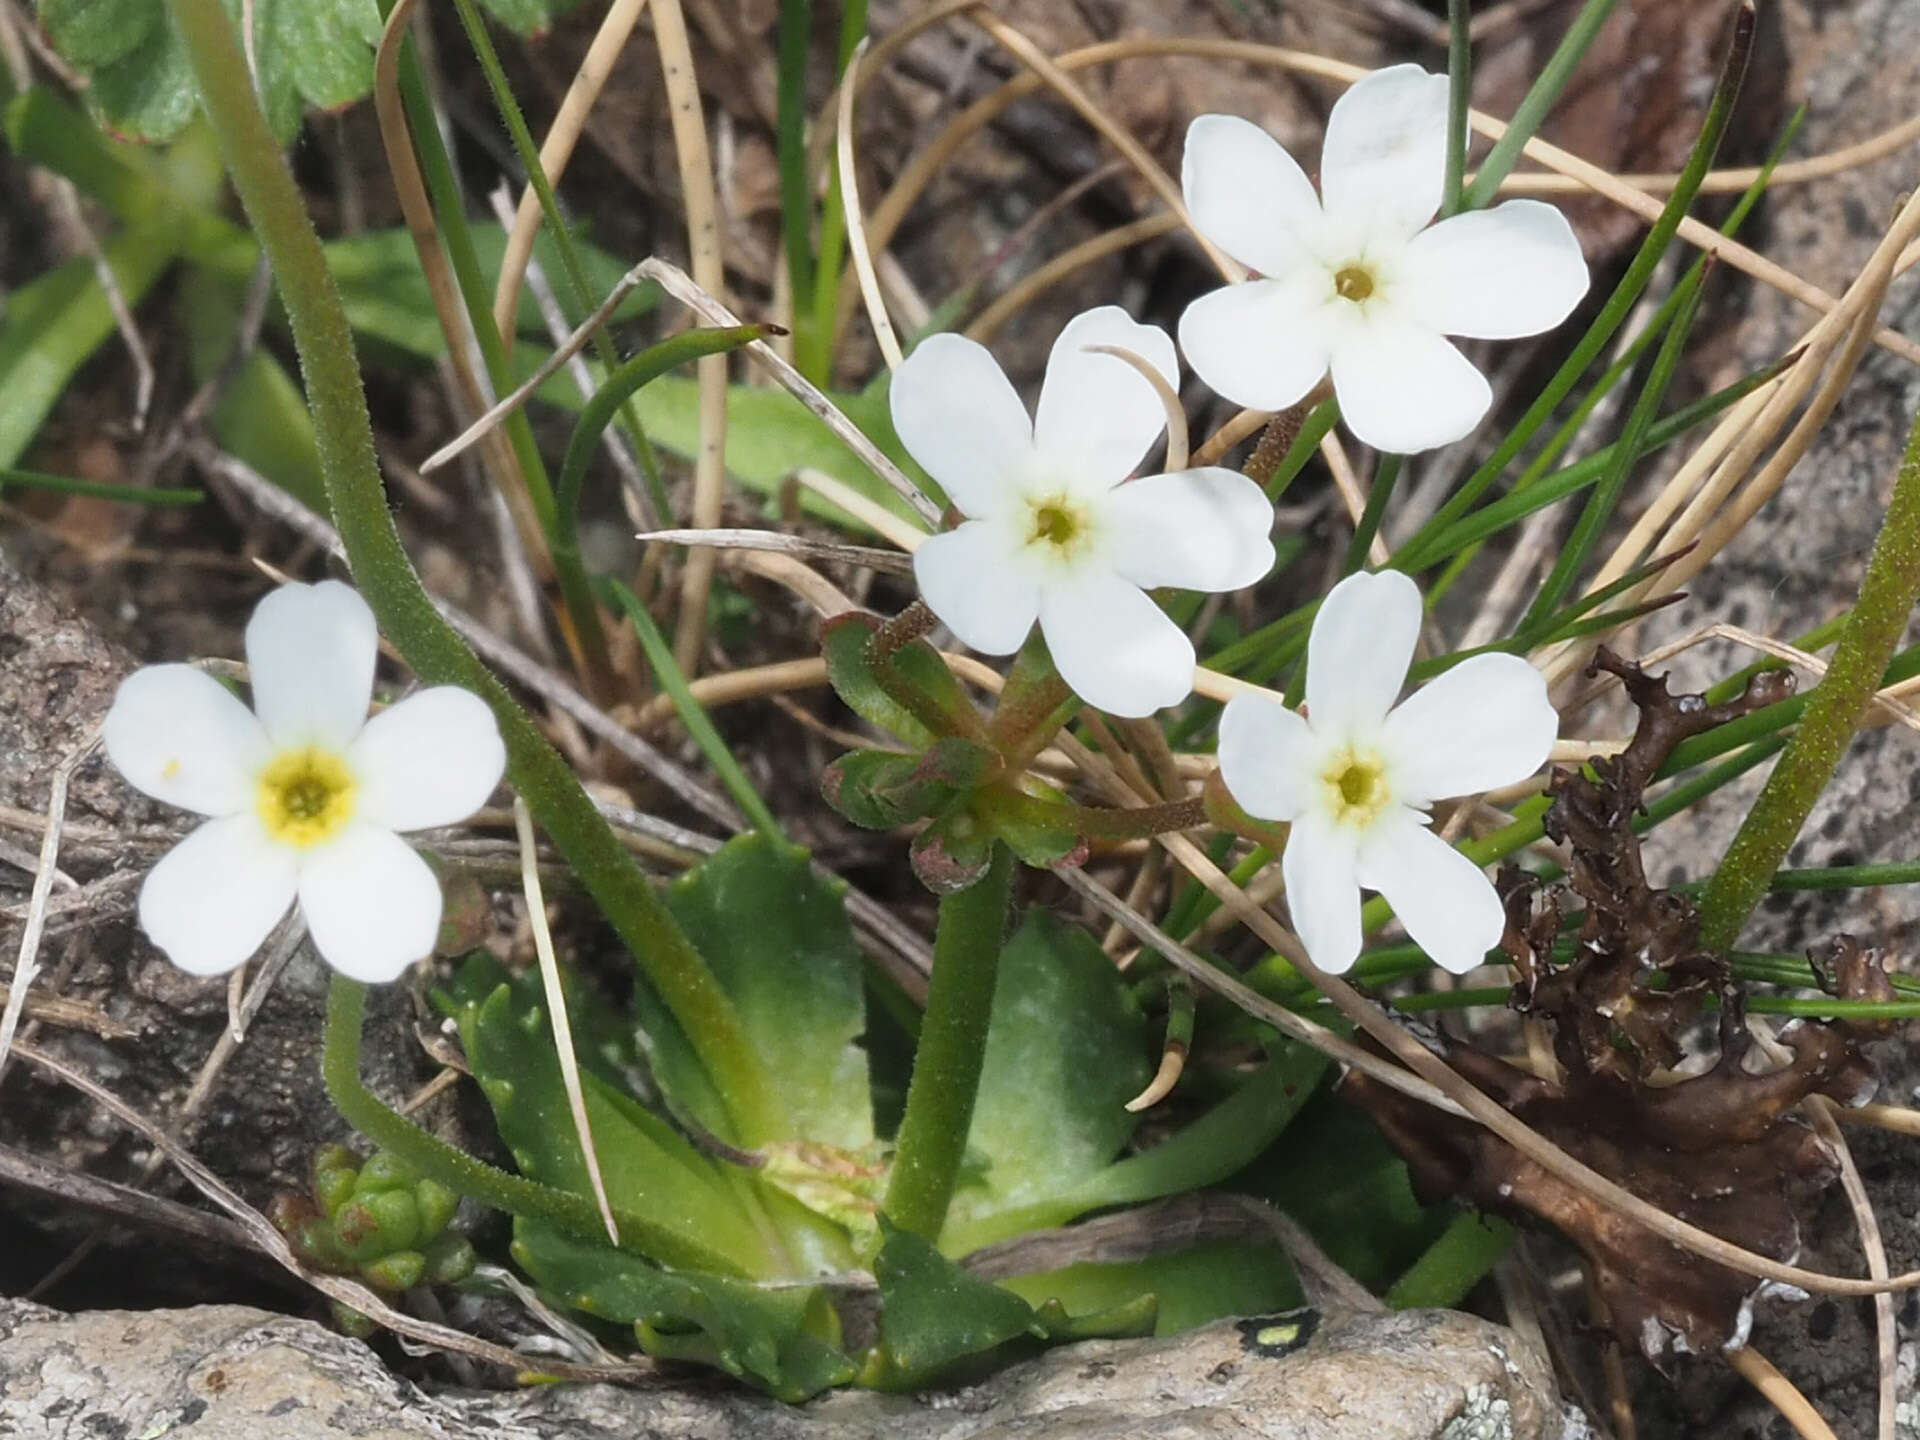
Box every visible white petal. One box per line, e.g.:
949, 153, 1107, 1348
1217, 691, 1317, 823
138, 814, 298, 976
1306, 569, 1420, 737
1103, 467, 1275, 593
1033, 307, 1180, 488
1330, 309, 1491, 453
1398, 201, 1590, 339
1381, 653, 1559, 805
298, 823, 443, 983
1181, 113, 1325, 278
1282, 809, 1362, 974
889, 333, 1033, 517
1319, 64, 1450, 242
913, 521, 1040, 655
105, 664, 271, 816
1038, 571, 1194, 718
1358, 812, 1506, 975
348, 687, 506, 833
1177, 273, 1346, 413
246, 580, 379, 751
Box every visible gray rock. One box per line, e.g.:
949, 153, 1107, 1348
0, 1298, 1579, 1440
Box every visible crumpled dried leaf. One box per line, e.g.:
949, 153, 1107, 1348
1343, 651, 1889, 1363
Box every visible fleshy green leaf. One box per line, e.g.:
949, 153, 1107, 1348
996, 1237, 1304, 1337
433, 954, 775, 1276
821, 612, 980, 749
513, 1220, 855, 1401
938, 911, 1152, 1250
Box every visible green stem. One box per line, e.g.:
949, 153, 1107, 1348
167, 0, 781, 1145
1700, 400, 1920, 949
322, 977, 745, 1273
883, 843, 1014, 1242
1440, 0, 1471, 219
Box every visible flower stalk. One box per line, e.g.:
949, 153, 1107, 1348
165, 0, 780, 1144
1700, 398, 1920, 950
882, 842, 1014, 1242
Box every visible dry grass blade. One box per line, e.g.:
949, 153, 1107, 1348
514, 797, 619, 1245
636, 258, 941, 526
12, 1040, 647, 1380
1084, 343, 1188, 472
649, 0, 731, 674
836, 38, 904, 371
0, 726, 98, 1084
1727, 1346, 1841, 1440
491, 0, 652, 354
637, 526, 915, 573
1806, 1097, 1895, 1440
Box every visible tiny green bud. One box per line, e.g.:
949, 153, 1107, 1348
413, 1178, 458, 1240
363, 1249, 426, 1292
329, 1301, 378, 1339
352, 1150, 418, 1195
334, 1190, 421, 1262
421, 1232, 477, 1285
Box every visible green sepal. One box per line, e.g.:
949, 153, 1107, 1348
979, 782, 1088, 870
822, 612, 980, 746
909, 805, 996, 894
821, 738, 995, 830
1201, 769, 1291, 851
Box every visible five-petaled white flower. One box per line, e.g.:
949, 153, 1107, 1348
1217, 570, 1557, 974
104, 581, 507, 983
892, 306, 1276, 718
1178, 65, 1590, 454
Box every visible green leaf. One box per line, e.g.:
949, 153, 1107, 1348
648, 834, 875, 1154
34, 0, 581, 143
434, 954, 775, 1276
996, 1237, 1304, 1337
867, 1219, 1045, 1384
821, 612, 980, 748
513, 1220, 855, 1401
938, 911, 1152, 1251
0, 224, 177, 470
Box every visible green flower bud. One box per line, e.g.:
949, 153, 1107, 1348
329, 1301, 377, 1339
334, 1189, 420, 1262
421, 1232, 477, 1285
412, 1178, 458, 1240
362, 1249, 426, 1292
352, 1150, 418, 1195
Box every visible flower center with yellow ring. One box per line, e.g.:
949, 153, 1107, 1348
257, 748, 357, 848
1024, 493, 1095, 561
1322, 746, 1390, 828
1333, 265, 1376, 302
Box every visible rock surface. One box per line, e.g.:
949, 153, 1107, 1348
0, 1298, 1579, 1440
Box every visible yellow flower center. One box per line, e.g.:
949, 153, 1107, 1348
1322, 746, 1390, 828
257, 747, 357, 849
1023, 493, 1094, 561
1333, 264, 1376, 303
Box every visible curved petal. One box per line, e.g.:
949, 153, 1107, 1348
1306, 569, 1420, 737
1282, 809, 1362, 974
298, 823, 443, 984
1178, 273, 1346, 413
889, 333, 1033, 517
1358, 812, 1506, 975
1382, 653, 1558, 804
138, 814, 298, 976
1217, 691, 1317, 823
913, 521, 1040, 655
1181, 112, 1325, 278
1038, 571, 1194, 717
246, 580, 379, 751
348, 687, 506, 833
1330, 310, 1491, 454
1033, 307, 1180, 489
105, 664, 271, 816
1103, 467, 1275, 593
1319, 64, 1449, 242
1399, 201, 1590, 339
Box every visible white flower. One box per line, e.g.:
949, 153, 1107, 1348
1177, 65, 1590, 454
104, 581, 507, 983
891, 306, 1276, 718
1216, 570, 1557, 974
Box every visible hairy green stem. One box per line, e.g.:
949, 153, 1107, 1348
883, 843, 1014, 1242
1701, 400, 1920, 948
323, 977, 745, 1273
167, 0, 780, 1145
